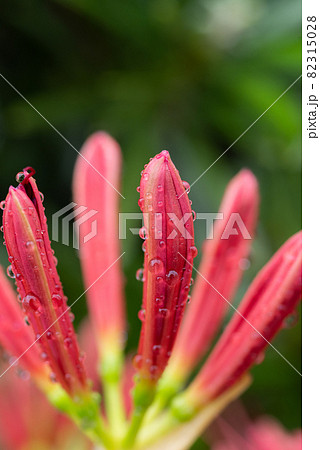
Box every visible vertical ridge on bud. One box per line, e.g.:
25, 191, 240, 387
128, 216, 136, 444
3, 168, 87, 396
72, 132, 126, 354
0, 265, 47, 379
164, 170, 259, 385
183, 232, 302, 409
135, 150, 196, 384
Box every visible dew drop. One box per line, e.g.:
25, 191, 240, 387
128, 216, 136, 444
23, 294, 42, 313
142, 241, 147, 253
146, 192, 152, 200
159, 308, 169, 317
40, 352, 48, 361
53, 256, 58, 266
239, 258, 250, 271
133, 354, 143, 370
6, 265, 15, 278
187, 295, 191, 304
152, 344, 161, 353
139, 227, 147, 240
136, 268, 145, 282
69, 312, 75, 322
143, 173, 149, 181
182, 181, 190, 193
138, 308, 146, 322
138, 198, 144, 209
148, 258, 163, 273
159, 240, 165, 248
157, 184, 163, 192
136, 186, 140, 193
0, 226, 3, 233
46, 331, 53, 340
24, 316, 30, 326
283, 311, 299, 329
0, 201, 6, 210
166, 270, 178, 286
157, 200, 163, 207
39, 192, 44, 202
52, 294, 63, 308
49, 372, 57, 383
15, 172, 25, 183
192, 210, 196, 221
190, 246, 198, 258
64, 337, 73, 348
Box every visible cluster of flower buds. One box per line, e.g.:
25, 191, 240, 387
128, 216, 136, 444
2, 167, 88, 397
0, 133, 302, 450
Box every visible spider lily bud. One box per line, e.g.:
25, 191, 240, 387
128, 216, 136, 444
73, 133, 126, 370
162, 170, 259, 391
177, 232, 302, 412
0, 265, 48, 381
134, 151, 197, 386
3, 168, 88, 397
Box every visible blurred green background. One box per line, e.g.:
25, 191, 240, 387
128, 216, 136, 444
0, 0, 301, 448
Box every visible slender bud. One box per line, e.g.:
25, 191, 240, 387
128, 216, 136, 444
134, 151, 197, 385
72, 133, 126, 359
3, 168, 88, 396
163, 170, 259, 386
0, 265, 47, 380
179, 232, 302, 410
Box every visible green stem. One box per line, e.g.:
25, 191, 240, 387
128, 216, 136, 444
123, 406, 147, 448
135, 410, 178, 448
45, 383, 112, 448
100, 349, 126, 444
123, 378, 156, 448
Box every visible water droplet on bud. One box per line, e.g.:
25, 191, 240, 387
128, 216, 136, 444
166, 270, 178, 286
23, 294, 42, 313
133, 354, 143, 369
138, 308, 146, 322
182, 181, 190, 193
39, 192, 44, 202
52, 294, 63, 308
7, 265, 15, 278
159, 240, 165, 248
15, 172, 25, 183
190, 246, 198, 258
148, 258, 163, 273
139, 227, 147, 240
136, 268, 145, 282
283, 311, 299, 329
0, 201, 6, 210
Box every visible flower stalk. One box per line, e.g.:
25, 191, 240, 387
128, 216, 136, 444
73, 132, 127, 441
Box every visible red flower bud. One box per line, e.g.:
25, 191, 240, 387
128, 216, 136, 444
72, 132, 126, 354
166, 170, 259, 383
0, 265, 47, 379
3, 168, 87, 396
134, 151, 197, 383
186, 231, 302, 407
